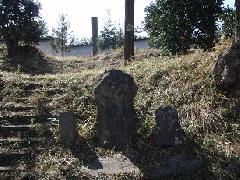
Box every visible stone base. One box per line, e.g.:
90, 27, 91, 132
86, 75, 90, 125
149, 156, 202, 178
80, 154, 140, 177
80, 154, 202, 178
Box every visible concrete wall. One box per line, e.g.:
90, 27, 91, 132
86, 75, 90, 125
134, 39, 149, 50
0, 39, 150, 57
38, 39, 150, 57
37, 41, 93, 57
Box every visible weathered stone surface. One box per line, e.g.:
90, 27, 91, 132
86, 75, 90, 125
80, 154, 140, 177
59, 112, 77, 147
213, 43, 240, 96
154, 106, 186, 147
0, 74, 4, 88
0, 75, 4, 101
94, 69, 137, 149
150, 156, 202, 178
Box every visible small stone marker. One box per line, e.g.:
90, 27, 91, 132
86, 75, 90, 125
154, 106, 186, 147
59, 112, 77, 147
94, 69, 138, 149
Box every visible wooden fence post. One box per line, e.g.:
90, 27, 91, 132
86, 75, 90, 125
92, 17, 99, 56
124, 0, 135, 60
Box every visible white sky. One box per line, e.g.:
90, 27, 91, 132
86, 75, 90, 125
39, 0, 235, 39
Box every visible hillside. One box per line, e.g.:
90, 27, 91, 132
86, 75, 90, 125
0, 42, 239, 179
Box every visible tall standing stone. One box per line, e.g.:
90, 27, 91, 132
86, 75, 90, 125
94, 70, 138, 149
213, 43, 240, 96
213, 1, 240, 97
59, 112, 77, 147
154, 106, 186, 147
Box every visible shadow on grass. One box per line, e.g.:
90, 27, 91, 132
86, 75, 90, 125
121, 134, 239, 180
69, 137, 103, 170
198, 141, 240, 179
121, 136, 203, 179
0, 45, 54, 75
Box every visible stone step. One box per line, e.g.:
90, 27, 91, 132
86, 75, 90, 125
0, 166, 17, 172
0, 124, 36, 132
0, 111, 37, 119
0, 150, 29, 166
3, 85, 64, 97
0, 124, 46, 139
0, 125, 34, 139
0, 138, 45, 147
0, 98, 30, 105
0, 113, 37, 123
45, 88, 65, 95
0, 147, 43, 154
0, 138, 44, 143
24, 88, 65, 96
23, 83, 44, 91
1, 97, 30, 104
0, 104, 36, 112
0, 115, 51, 126
0, 131, 22, 139
28, 87, 64, 91
149, 156, 202, 178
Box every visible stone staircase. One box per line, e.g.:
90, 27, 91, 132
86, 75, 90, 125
0, 82, 52, 177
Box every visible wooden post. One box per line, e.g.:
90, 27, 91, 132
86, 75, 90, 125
235, 0, 240, 44
124, 0, 135, 60
92, 17, 98, 56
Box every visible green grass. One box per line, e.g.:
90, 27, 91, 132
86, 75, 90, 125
0, 41, 239, 179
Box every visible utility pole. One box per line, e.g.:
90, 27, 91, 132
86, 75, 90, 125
92, 17, 98, 56
124, 0, 135, 60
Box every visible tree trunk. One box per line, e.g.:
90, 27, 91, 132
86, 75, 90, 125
6, 38, 18, 57
124, 0, 134, 60
207, 15, 215, 49
235, 0, 240, 44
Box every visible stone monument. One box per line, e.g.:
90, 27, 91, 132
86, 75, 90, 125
154, 106, 186, 147
94, 69, 138, 149
59, 112, 77, 147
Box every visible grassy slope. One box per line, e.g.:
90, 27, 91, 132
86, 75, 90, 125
0, 42, 239, 179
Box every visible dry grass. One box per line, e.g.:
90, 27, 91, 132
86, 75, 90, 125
0, 40, 239, 179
